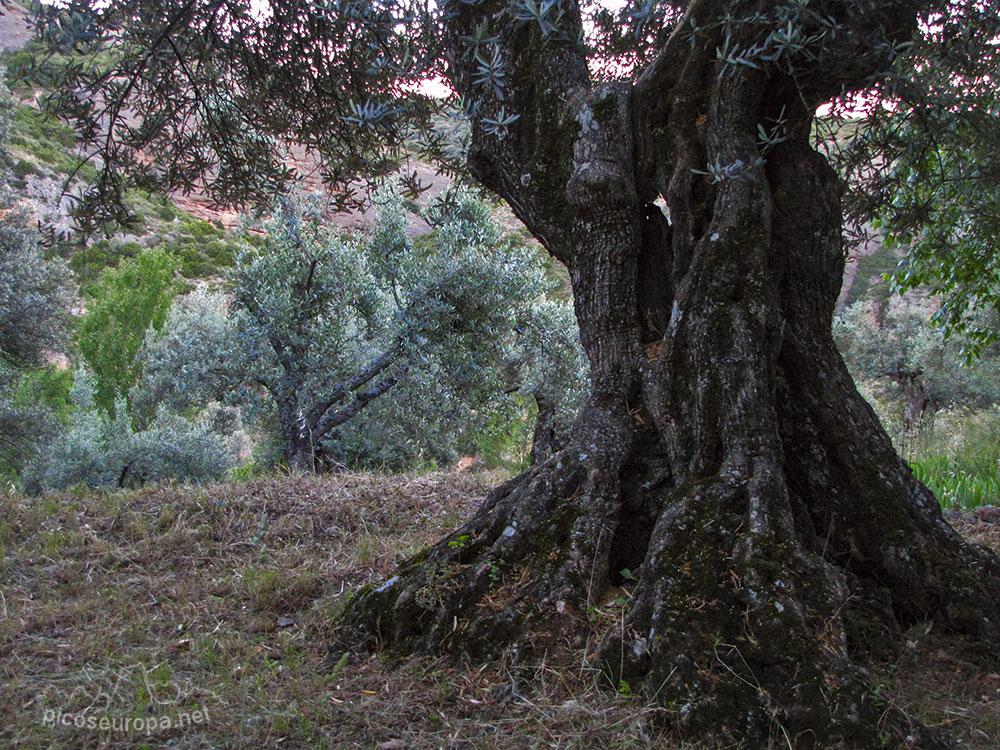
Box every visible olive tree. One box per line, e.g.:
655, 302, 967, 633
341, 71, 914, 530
30, 0, 1000, 745
136, 258, 586, 471
223, 188, 550, 470
0, 74, 75, 472
835, 298, 1000, 441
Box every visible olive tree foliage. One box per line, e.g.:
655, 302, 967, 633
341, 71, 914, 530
221, 186, 561, 470
27, 0, 1000, 745
0, 73, 75, 472
834, 297, 1000, 443
22, 368, 239, 492
22, 0, 445, 233
130, 286, 243, 421
838, 2, 1000, 352
504, 297, 588, 463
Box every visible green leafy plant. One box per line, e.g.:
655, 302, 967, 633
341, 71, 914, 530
75, 249, 180, 417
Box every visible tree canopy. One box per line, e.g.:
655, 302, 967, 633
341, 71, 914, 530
74, 248, 180, 417
218, 187, 571, 469
837, 1, 1000, 352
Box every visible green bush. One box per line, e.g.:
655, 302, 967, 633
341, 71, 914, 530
12, 106, 78, 148
189, 220, 222, 239
12, 159, 35, 179
75, 250, 181, 416
24, 401, 240, 493
14, 366, 74, 424
204, 240, 227, 257
118, 241, 142, 259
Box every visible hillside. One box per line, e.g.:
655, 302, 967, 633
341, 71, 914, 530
0, 6, 877, 307
0, 3, 492, 298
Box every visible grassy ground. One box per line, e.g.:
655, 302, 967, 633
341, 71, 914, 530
1, 472, 999, 749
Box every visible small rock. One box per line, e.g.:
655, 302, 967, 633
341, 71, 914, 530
276, 616, 298, 628
972, 505, 1000, 524
376, 741, 407, 750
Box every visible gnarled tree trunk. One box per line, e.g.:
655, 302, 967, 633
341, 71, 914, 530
341, 1, 1000, 746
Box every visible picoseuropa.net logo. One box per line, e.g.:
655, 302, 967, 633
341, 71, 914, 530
41, 707, 210, 736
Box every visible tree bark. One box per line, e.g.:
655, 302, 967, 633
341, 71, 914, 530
529, 393, 563, 465
274, 345, 403, 471
340, 1, 1000, 746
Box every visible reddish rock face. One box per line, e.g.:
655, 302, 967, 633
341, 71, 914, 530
0, 4, 33, 53
169, 158, 448, 236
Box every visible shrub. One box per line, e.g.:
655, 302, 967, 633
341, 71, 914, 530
12, 159, 35, 179
189, 220, 222, 239
24, 395, 240, 493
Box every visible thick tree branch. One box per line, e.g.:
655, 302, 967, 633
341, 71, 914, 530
312, 367, 406, 440
302, 342, 403, 431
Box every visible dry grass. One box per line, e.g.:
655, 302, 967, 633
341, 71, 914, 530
0, 471, 668, 749
867, 516, 1000, 748
0, 472, 998, 749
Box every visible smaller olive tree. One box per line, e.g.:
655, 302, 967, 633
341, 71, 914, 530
227, 188, 559, 471
136, 287, 589, 473
834, 296, 1000, 449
